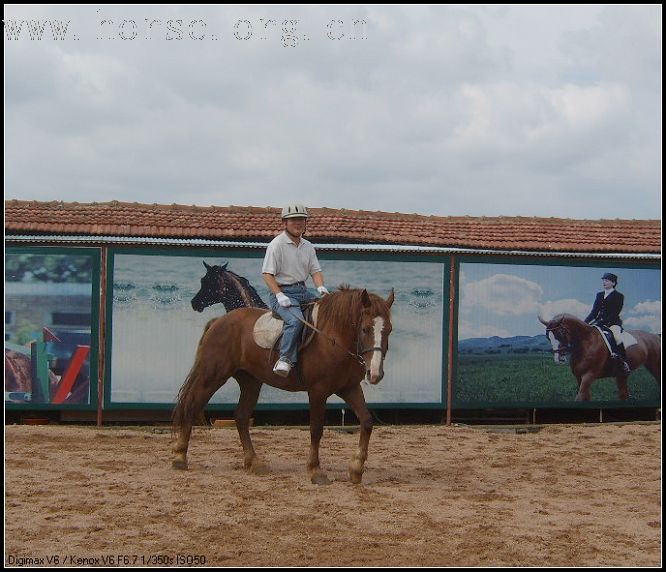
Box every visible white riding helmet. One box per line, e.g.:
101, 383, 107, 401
281, 204, 309, 219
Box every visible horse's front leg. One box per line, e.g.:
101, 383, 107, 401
338, 384, 373, 484
575, 373, 596, 401
307, 390, 332, 485
234, 374, 268, 474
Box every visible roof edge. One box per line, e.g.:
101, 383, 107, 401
5, 233, 661, 261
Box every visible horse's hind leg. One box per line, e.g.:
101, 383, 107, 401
172, 367, 231, 470
233, 373, 267, 474
615, 375, 630, 400
645, 353, 661, 382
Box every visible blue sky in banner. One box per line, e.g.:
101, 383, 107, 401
459, 263, 661, 340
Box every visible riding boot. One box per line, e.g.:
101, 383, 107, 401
610, 351, 631, 375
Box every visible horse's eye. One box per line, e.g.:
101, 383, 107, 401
363, 327, 372, 335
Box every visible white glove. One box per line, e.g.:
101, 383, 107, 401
276, 292, 291, 307
317, 286, 330, 296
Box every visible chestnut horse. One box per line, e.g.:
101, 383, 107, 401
173, 286, 394, 484
539, 313, 661, 401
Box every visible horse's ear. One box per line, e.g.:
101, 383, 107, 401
203, 261, 212, 270
361, 289, 372, 308
386, 288, 395, 308
222, 263, 228, 270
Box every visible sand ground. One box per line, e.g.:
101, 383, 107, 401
4, 422, 661, 567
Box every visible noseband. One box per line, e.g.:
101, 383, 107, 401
356, 315, 388, 362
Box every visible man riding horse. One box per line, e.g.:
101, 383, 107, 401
262, 204, 329, 377
584, 272, 631, 375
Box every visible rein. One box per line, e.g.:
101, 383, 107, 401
286, 303, 377, 369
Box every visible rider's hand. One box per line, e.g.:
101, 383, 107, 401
317, 286, 330, 296
276, 292, 291, 307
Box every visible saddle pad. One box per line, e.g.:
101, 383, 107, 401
621, 331, 638, 348
252, 305, 319, 350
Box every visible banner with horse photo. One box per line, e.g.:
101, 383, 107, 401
456, 261, 661, 407
107, 250, 446, 408
5, 248, 100, 409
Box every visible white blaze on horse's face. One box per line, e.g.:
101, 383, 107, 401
369, 317, 384, 384
548, 332, 566, 364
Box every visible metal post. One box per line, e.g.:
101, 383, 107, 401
445, 255, 456, 426
97, 246, 108, 427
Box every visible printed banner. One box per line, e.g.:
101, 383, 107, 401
5, 250, 97, 407
457, 262, 661, 406
109, 252, 445, 406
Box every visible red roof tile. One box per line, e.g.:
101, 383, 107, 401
4, 199, 661, 253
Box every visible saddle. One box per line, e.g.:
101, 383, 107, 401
252, 303, 320, 351
592, 325, 638, 354
593, 325, 617, 356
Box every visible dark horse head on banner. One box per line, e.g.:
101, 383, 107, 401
191, 261, 268, 313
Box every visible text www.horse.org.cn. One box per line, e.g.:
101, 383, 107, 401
3, 13, 368, 48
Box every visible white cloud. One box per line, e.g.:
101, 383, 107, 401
538, 298, 590, 321
4, 5, 661, 219
462, 273, 543, 316
624, 299, 661, 334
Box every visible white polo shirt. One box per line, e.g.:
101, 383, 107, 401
262, 231, 322, 285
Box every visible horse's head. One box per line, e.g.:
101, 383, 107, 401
357, 288, 395, 384
538, 313, 572, 364
191, 261, 230, 312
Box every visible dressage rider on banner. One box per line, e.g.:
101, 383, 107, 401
262, 204, 329, 377
584, 272, 631, 375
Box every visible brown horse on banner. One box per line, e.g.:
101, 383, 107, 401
173, 286, 394, 485
539, 313, 661, 401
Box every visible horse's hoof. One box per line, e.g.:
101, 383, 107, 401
172, 460, 188, 470
247, 461, 270, 475
311, 473, 333, 486
349, 471, 363, 485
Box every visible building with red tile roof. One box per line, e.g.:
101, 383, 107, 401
4, 199, 661, 255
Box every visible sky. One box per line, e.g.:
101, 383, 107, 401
4, 5, 662, 219
459, 263, 661, 339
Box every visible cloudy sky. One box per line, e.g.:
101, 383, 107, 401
4, 5, 662, 219
459, 264, 661, 339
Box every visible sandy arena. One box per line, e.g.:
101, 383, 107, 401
4, 422, 661, 567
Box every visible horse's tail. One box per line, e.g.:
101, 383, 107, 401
171, 319, 217, 436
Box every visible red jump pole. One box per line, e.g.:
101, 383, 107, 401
52, 346, 90, 404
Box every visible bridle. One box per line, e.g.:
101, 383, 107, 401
288, 303, 386, 370
545, 322, 572, 356
357, 321, 387, 360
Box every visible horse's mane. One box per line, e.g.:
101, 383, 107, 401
551, 313, 589, 327
220, 267, 268, 309
317, 285, 390, 332
549, 313, 594, 338
550, 312, 585, 324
